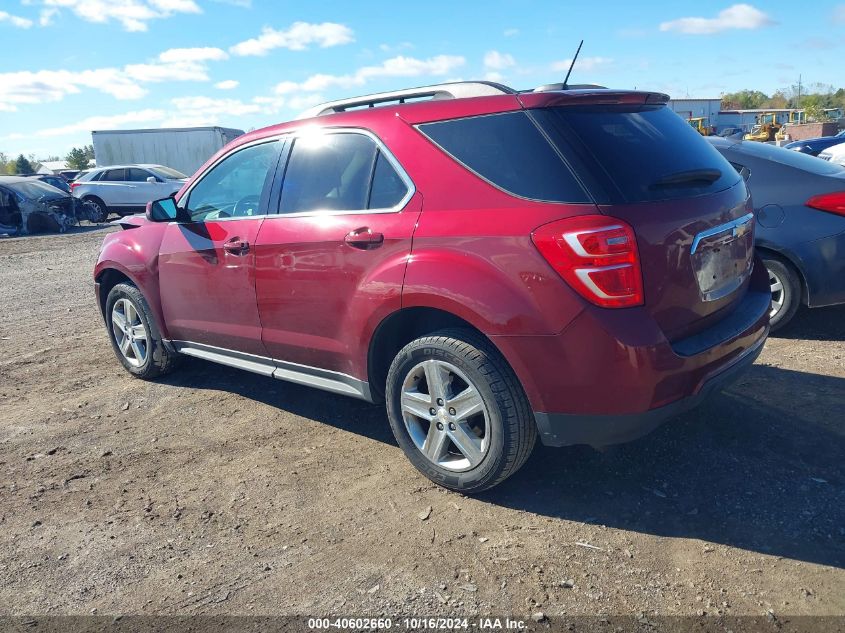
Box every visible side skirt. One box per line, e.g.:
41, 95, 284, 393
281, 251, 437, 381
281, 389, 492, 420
169, 340, 374, 403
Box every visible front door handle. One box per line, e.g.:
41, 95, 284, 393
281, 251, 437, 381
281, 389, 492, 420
223, 238, 249, 255
344, 227, 384, 250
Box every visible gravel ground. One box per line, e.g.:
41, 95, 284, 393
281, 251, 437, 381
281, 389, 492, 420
0, 227, 843, 622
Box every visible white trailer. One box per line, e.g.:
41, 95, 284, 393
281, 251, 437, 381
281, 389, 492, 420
91, 127, 244, 177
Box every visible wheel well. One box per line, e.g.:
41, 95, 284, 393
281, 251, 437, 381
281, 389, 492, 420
82, 195, 106, 207
96, 268, 132, 318
756, 245, 809, 305
367, 307, 486, 402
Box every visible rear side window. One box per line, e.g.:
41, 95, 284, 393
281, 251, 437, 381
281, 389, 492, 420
533, 105, 741, 203
368, 152, 408, 209
418, 112, 589, 203
102, 169, 126, 182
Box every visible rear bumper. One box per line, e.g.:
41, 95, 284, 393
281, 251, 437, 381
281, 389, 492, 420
534, 329, 765, 447
491, 260, 771, 447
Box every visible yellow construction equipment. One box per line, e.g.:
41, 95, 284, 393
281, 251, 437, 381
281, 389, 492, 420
775, 111, 805, 141
743, 113, 782, 142
688, 117, 712, 136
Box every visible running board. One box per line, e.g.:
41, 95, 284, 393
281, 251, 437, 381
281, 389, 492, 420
170, 341, 373, 402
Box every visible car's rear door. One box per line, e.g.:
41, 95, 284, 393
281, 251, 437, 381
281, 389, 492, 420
157, 139, 283, 356
253, 129, 421, 378
98, 168, 134, 211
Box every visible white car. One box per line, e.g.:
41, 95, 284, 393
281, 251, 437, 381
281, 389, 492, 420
818, 141, 845, 168
71, 164, 188, 221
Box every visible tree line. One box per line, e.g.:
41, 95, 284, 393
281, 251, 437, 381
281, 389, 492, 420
721, 83, 845, 121
0, 145, 94, 175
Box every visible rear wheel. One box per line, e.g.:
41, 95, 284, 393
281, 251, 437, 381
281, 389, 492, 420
83, 197, 109, 223
386, 329, 536, 493
105, 282, 178, 379
763, 255, 801, 331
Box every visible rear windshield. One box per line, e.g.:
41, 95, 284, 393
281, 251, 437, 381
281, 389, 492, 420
730, 140, 845, 177
533, 105, 741, 203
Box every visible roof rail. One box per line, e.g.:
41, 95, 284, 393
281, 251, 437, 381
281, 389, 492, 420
295, 81, 516, 119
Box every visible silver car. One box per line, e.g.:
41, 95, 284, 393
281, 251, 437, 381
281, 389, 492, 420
71, 164, 188, 221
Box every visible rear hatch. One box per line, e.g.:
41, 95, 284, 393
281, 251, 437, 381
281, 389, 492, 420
528, 99, 752, 341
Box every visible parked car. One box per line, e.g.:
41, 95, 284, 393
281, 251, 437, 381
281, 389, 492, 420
26, 173, 72, 194
59, 169, 81, 182
783, 130, 845, 156
94, 81, 770, 492
0, 176, 79, 234
818, 141, 845, 168
708, 137, 845, 329
72, 164, 188, 222
718, 127, 744, 139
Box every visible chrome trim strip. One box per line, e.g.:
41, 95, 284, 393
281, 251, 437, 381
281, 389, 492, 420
690, 212, 754, 254
170, 340, 374, 402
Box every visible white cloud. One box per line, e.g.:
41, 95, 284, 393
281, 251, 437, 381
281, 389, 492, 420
659, 4, 774, 35
484, 72, 504, 83
0, 47, 225, 110
834, 4, 845, 23
39, 8, 58, 25
230, 21, 354, 56
39, 0, 200, 32
214, 79, 239, 90
158, 47, 228, 63
483, 50, 516, 71
35, 109, 167, 137
503, 28, 520, 37
551, 56, 614, 72
274, 55, 465, 95
0, 10, 34, 28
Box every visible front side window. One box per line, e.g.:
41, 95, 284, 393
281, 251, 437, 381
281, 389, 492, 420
127, 168, 154, 182
279, 132, 409, 214
185, 141, 279, 222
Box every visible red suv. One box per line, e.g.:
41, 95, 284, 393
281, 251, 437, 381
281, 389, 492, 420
94, 81, 770, 492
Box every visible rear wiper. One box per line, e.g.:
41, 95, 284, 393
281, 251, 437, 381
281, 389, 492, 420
650, 168, 722, 189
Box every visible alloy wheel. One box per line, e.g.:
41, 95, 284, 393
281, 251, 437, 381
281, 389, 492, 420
400, 359, 491, 472
111, 298, 148, 367
769, 268, 785, 319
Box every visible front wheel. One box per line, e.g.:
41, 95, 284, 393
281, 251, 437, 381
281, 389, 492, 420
385, 329, 536, 493
105, 282, 178, 379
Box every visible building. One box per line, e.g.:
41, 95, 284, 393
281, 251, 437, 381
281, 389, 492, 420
667, 98, 722, 130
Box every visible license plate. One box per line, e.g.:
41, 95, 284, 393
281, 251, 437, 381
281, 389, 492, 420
690, 213, 754, 302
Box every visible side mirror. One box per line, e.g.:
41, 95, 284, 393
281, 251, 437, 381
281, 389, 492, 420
146, 197, 190, 223
146, 176, 157, 184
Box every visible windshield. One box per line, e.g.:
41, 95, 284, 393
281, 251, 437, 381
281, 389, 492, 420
7, 180, 69, 200
150, 165, 188, 180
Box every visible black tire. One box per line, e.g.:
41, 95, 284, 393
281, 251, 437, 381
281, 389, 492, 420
105, 282, 178, 379
385, 328, 536, 493
83, 197, 109, 223
763, 255, 801, 332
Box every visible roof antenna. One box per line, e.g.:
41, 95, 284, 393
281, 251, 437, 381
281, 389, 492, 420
562, 39, 584, 89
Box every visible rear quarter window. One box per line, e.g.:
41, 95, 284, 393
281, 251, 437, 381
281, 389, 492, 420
417, 111, 590, 203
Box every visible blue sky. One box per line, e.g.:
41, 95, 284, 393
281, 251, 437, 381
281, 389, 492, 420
1, 0, 843, 159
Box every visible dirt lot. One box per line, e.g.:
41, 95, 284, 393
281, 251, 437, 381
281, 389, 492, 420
0, 227, 843, 621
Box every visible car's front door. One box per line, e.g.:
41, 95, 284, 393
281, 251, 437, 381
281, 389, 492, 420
158, 139, 282, 356
253, 129, 420, 377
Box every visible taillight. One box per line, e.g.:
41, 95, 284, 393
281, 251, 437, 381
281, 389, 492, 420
70, 182, 80, 191
531, 215, 644, 308
807, 192, 845, 217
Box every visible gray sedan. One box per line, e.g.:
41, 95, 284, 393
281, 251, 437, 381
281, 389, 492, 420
707, 137, 845, 330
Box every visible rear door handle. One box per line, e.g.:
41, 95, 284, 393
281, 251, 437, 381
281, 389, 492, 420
223, 238, 249, 255
344, 227, 384, 250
